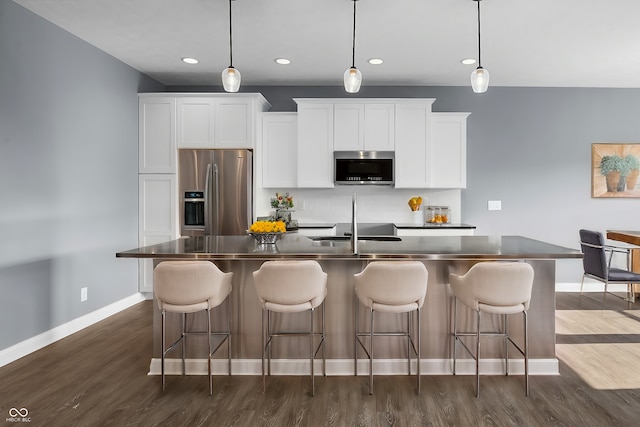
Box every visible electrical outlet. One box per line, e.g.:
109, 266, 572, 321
298, 200, 305, 210
81, 287, 88, 302
488, 200, 502, 211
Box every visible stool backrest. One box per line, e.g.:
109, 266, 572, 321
354, 261, 428, 308
451, 262, 534, 310
154, 261, 232, 308
253, 260, 327, 307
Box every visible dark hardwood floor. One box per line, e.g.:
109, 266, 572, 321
1, 292, 639, 426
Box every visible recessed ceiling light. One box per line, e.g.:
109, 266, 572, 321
461, 58, 477, 65
368, 58, 384, 65
181, 57, 199, 64
275, 58, 291, 65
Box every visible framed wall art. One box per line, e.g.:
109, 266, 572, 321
592, 143, 640, 198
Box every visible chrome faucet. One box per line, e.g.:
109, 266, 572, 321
351, 192, 358, 254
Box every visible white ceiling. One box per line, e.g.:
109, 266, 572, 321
13, 0, 640, 88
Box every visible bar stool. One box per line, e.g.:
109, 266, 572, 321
450, 261, 534, 397
354, 261, 429, 394
153, 260, 233, 396
252, 260, 328, 396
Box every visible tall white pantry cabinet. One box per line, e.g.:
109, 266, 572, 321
137, 93, 270, 292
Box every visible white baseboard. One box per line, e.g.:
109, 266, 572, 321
0, 293, 146, 368
149, 357, 559, 376
555, 281, 628, 293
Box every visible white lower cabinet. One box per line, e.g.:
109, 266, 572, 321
262, 113, 298, 188
394, 227, 475, 237
138, 174, 177, 292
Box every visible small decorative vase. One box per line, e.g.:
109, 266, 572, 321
250, 232, 282, 244
412, 210, 423, 225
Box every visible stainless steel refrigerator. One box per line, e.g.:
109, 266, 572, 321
178, 149, 253, 236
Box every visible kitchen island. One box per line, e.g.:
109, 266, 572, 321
117, 234, 581, 377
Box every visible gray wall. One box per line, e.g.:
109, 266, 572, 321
171, 85, 640, 282
0, 1, 163, 350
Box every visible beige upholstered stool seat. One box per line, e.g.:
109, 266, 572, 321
253, 260, 328, 396
450, 261, 534, 397
154, 260, 233, 396
354, 261, 429, 394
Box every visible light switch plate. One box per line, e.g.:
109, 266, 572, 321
488, 200, 502, 211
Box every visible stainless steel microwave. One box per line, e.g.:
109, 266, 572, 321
334, 151, 394, 185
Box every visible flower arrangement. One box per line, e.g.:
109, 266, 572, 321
270, 192, 294, 209
249, 220, 286, 234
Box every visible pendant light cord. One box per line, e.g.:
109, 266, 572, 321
351, 0, 357, 68
228, 0, 233, 67
476, 0, 482, 67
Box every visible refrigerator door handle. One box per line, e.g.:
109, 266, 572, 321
204, 163, 212, 235
213, 163, 220, 236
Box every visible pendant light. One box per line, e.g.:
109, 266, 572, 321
221, 0, 241, 92
344, 0, 362, 93
470, 0, 489, 93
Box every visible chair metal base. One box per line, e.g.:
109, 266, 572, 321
452, 297, 529, 398
580, 273, 637, 305
161, 297, 232, 396
354, 298, 422, 395
261, 303, 326, 396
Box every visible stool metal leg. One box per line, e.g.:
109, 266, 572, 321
524, 310, 529, 396
207, 307, 212, 396
475, 309, 481, 398
227, 297, 232, 375
310, 307, 315, 396
181, 313, 186, 376
322, 302, 326, 377
369, 308, 374, 395
354, 295, 359, 376
161, 310, 166, 391
417, 307, 421, 394
407, 311, 411, 375
261, 308, 266, 393
504, 313, 509, 376
452, 298, 457, 375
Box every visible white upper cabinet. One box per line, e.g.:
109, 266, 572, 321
176, 97, 215, 149
333, 103, 395, 151
139, 96, 176, 173
172, 94, 270, 149
262, 113, 298, 188
215, 98, 252, 148
430, 112, 470, 188
394, 101, 434, 188
295, 101, 335, 188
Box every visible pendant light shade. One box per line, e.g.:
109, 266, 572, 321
344, 67, 362, 93
222, 0, 241, 92
470, 0, 489, 93
471, 66, 489, 93
344, 0, 362, 93
222, 66, 241, 93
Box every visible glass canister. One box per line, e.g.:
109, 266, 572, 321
440, 206, 451, 224
426, 206, 451, 224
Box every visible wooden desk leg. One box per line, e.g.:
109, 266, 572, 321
632, 249, 640, 296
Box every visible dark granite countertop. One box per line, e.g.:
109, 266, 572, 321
116, 234, 582, 261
